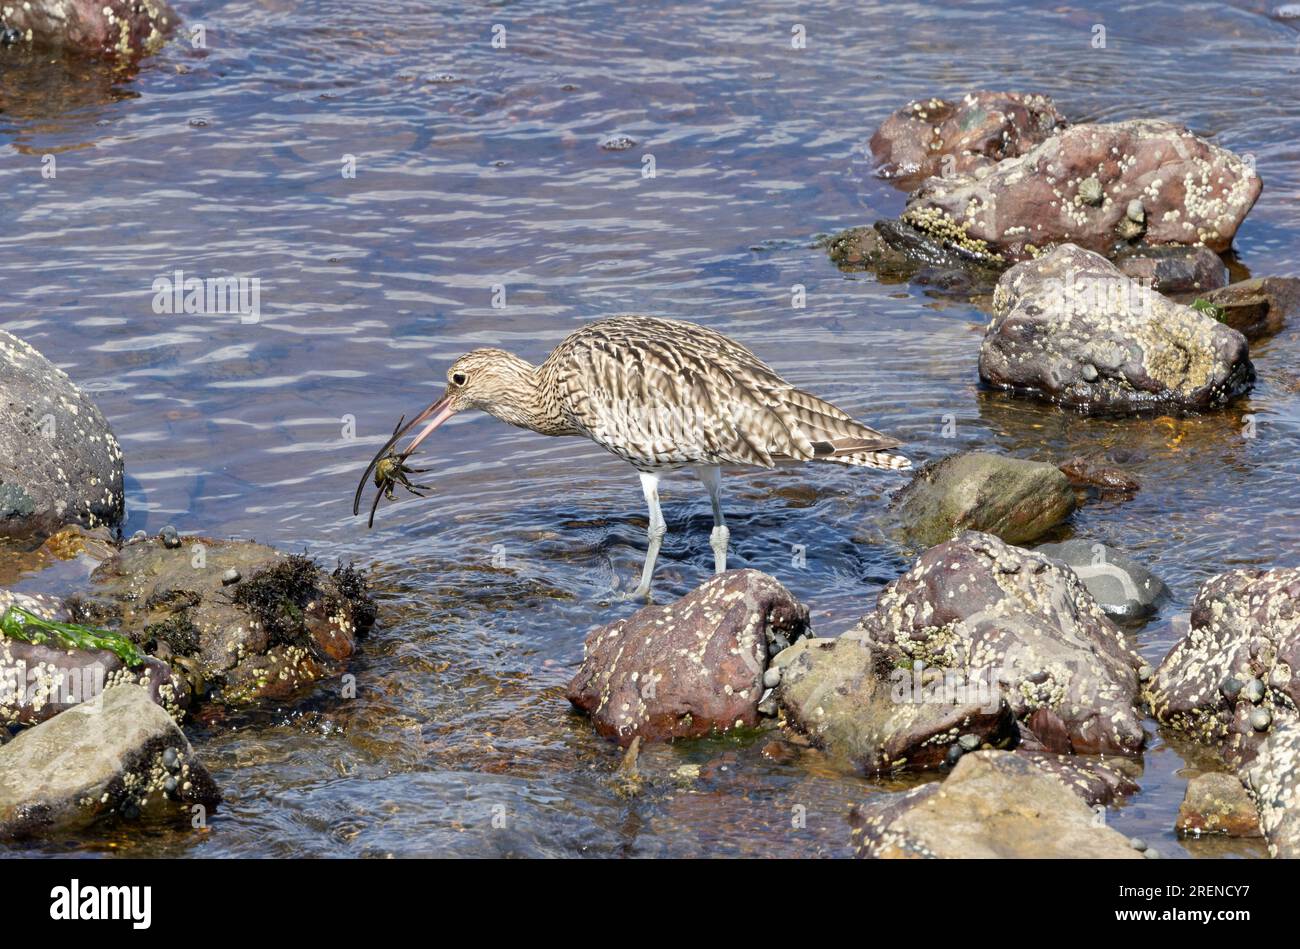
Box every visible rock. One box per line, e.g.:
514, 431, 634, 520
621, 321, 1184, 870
823, 223, 919, 276
981, 244, 1254, 412
0, 331, 125, 541
0, 524, 117, 588
850, 532, 1146, 755
1242, 722, 1300, 857
0, 0, 176, 60
0, 684, 219, 840
1035, 540, 1169, 620
67, 538, 376, 708
1176, 772, 1262, 838
869, 92, 1066, 187
0, 590, 186, 730
0, 634, 186, 729
1014, 750, 1140, 807
901, 120, 1260, 265
1113, 244, 1227, 294
772, 636, 1017, 775
822, 220, 1003, 288
1197, 276, 1300, 341
892, 450, 1075, 546
566, 570, 810, 746
848, 751, 1141, 858
1146, 567, 1300, 764
1057, 455, 1141, 494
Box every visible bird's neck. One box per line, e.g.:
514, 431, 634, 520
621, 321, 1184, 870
493, 363, 577, 437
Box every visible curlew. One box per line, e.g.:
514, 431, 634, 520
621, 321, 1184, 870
354, 315, 909, 598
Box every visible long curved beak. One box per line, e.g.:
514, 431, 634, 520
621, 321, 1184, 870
352, 391, 456, 518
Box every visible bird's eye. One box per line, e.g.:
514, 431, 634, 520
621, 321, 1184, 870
451, 372, 467, 386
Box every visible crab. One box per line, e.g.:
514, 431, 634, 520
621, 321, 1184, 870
353, 416, 434, 528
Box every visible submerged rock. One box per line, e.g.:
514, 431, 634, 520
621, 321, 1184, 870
0, 0, 176, 60
0, 330, 124, 541
1242, 722, 1300, 857
1197, 276, 1300, 341
869, 92, 1066, 187
848, 750, 1141, 858
566, 570, 810, 746
0, 684, 219, 840
902, 120, 1260, 265
892, 450, 1075, 547
1146, 567, 1300, 764
1176, 772, 1262, 838
1035, 540, 1169, 621
772, 636, 1017, 774
1057, 454, 1141, 494
1113, 244, 1227, 295
68, 536, 376, 708
850, 532, 1147, 755
822, 219, 1004, 289
981, 244, 1254, 412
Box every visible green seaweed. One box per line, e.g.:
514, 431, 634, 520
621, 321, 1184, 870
0, 605, 146, 667
1190, 297, 1226, 322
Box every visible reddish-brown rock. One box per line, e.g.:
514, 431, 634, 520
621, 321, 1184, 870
1199, 276, 1300, 340
870, 92, 1066, 188
0, 0, 176, 59
1146, 567, 1300, 765
1176, 772, 1262, 838
566, 570, 809, 746
902, 120, 1260, 265
850, 532, 1146, 756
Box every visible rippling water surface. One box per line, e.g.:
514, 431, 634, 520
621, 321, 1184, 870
2, 0, 1298, 858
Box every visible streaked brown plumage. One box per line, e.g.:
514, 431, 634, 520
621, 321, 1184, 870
355, 315, 909, 598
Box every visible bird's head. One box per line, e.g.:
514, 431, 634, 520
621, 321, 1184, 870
439, 348, 539, 425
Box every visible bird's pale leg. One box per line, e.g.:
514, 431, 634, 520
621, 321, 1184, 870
695, 465, 729, 573
627, 471, 666, 600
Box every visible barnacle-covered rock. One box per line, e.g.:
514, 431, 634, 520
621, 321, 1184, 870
69, 536, 376, 708
1013, 749, 1140, 807
0, 330, 124, 541
869, 91, 1066, 187
0, 0, 176, 60
0, 684, 219, 840
1242, 722, 1300, 857
1176, 771, 1262, 838
772, 635, 1017, 774
0, 589, 187, 730
1145, 567, 1300, 764
848, 750, 1140, 858
981, 244, 1254, 412
566, 569, 810, 745
849, 532, 1147, 755
901, 119, 1260, 264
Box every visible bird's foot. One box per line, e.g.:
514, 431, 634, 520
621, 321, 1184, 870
710, 525, 730, 574
616, 584, 653, 603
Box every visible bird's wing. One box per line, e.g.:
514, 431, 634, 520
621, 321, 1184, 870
780, 388, 903, 458
548, 316, 856, 469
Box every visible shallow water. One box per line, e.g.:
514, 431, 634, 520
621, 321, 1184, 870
1, 0, 1297, 858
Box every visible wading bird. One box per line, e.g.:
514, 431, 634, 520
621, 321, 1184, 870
354, 315, 909, 598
